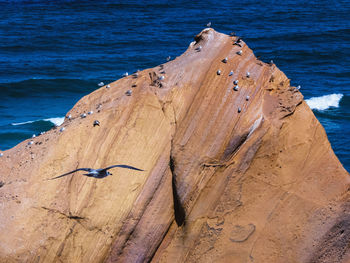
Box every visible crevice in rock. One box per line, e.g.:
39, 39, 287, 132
41, 206, 85, 221
170, 148, 186, 227
222, 132, 249, 161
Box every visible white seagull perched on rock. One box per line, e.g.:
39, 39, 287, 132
49, 164, 144, 180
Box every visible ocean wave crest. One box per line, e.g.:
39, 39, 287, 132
11, 117, 64, 127
305, 93, 343, 111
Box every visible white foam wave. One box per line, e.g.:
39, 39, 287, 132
43, 117, 65, 126
12, 117, 64, 126
11, 120, 35, 126
305, 93, 343, 111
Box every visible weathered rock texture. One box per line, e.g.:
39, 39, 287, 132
0, 29, 349, 263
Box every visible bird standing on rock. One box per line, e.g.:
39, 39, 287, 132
49, 164, 144, 180
195, 45, 202, 52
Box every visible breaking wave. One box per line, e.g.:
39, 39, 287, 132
11, 117, 65, 127
305, 93, 343, 111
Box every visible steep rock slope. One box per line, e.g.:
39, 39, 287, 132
0, 29, 349, 263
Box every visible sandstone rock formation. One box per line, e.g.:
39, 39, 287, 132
0, 29, 349, 263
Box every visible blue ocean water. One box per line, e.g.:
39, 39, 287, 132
0, 1, 349, 170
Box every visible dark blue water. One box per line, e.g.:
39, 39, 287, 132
0, 1, 349, 170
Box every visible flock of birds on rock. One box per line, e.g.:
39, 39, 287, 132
0, 22, 302, 176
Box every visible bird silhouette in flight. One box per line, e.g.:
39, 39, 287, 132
49, 164, 144, 180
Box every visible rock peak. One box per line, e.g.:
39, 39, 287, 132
0, 30, 349, 263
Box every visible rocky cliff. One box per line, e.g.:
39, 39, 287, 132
0, 29, 349, 263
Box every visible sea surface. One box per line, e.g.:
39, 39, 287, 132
0, 1, 349, 170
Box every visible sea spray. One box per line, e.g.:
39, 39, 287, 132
305, 94, 343, 111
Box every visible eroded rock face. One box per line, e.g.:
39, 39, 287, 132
0, 29, 349, 263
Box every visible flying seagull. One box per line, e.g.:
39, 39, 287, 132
49, 164, 144, 180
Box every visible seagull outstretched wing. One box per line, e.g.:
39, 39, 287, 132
49, 168, 92, 180
103, 164, 144, 172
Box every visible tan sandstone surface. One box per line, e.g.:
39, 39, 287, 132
0, 29, 349, 263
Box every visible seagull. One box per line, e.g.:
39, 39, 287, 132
217, 70, 221, 75
233, 80, 239, 85
98, 82, 104, 87
237, 50, 242, 55
93, 120, 100, 127
67, 114, 72, 120
166, 56, 171, 61
222, 57, 228, 63
234, 37, 242, 47
0, 153, 3, 157
49, 164, 144, 180
195, 45, 202, 52
229, 70, 234, 76
88, 111, 93, 115
122, 72, 129, 77
206, 22, 211, 27
60, 127, 65, 132
126, 90, 132, 96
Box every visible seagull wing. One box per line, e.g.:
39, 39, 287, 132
103, 164, 144, 172
49, 168, 92, 180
